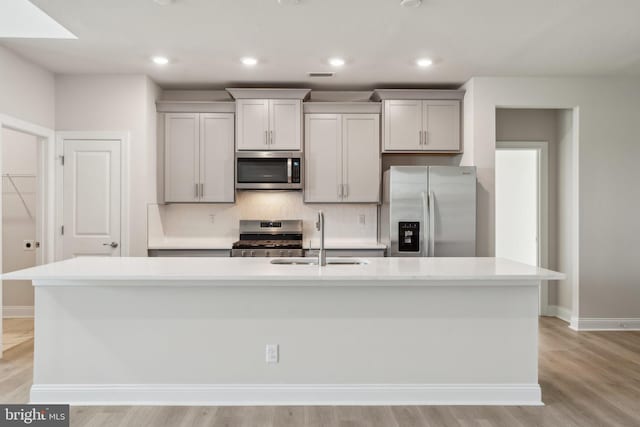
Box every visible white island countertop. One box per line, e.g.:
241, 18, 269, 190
3, 256, 564, 284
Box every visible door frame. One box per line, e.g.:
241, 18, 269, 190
55, 131, 131, 260
495, 140, 549, 315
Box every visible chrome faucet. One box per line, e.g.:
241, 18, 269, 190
315, 211, 327, 266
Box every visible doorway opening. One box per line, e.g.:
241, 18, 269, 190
495, 107, 577, 323
0, 114, 55, 356
496, 141, 548, 313
1, 128, 38, 351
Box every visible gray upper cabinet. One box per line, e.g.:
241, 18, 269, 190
383, 99, 460, 152
164, 112, 235, 203
236, 99, 302, 150
305, 113, 380, 203
373, 89, 464, 153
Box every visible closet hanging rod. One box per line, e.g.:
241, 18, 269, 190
1, 173, 36, 177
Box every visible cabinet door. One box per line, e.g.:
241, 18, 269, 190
383, 100, 423, 151
236, 99, 269, 150
423, 100, 460, 151
304, 114, 342, 203
342, 114, 380, 203
200, 113, 235, 203
269, 99, 302, 150
165, 113, 199, 202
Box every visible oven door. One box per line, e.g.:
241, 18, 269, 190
236, 152, 302, 190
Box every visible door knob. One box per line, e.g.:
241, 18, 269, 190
103, 242, 119, 248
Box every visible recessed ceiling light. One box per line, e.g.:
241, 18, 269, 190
416, 58, 433, 68
153, 0, 175, 5
328, 58, 345, 67
277, 0, 300, 4
152, 56, 169, 65
400, 0, 422, 7
241, 57, 258, 66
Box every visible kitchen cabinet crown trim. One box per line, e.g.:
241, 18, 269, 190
303, 102, 381, 114
372, 89, 465, 101
156, 101, 236, 113
226, 88, 311, 100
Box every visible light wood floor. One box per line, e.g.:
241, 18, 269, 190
2, 318, 34, 352
1, 317, 639, 427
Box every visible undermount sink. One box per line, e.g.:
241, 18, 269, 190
270, 257, 369, 266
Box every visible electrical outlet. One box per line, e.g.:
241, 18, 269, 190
358, 214, 366, 225
209, 214, 215, 224
23, 240, 35, 251
265, 344, 279, 363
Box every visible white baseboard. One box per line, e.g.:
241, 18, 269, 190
2, 305, 34, 318
30, 383, 543, 406
546, 305, 572, 323
569, 317, 640, 331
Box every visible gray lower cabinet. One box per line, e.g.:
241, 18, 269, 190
148, 249, 231, 257
304, 249, 385, 258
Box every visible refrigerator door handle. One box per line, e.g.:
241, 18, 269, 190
421, 191, 429, 257
428, 191, 436, 257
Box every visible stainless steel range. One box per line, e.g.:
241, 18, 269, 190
231, 220, 304, 257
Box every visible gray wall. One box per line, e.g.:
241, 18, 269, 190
55, 75, 161, 257
464, 77, 640, 321
0, 45, 55, 128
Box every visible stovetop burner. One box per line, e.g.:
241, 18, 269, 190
232, 240, 303, 249
231, 219, 304, 257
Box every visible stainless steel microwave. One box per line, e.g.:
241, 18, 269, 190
236, 151, 303, 190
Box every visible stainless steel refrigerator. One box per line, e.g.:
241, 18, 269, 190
380, 166, 476, 257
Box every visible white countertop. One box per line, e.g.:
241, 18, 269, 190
3, 257, 564, 284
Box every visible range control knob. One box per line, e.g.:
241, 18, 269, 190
250, 250, 256, 257
241, 250, 247, 257
265, 251, 270, 257
279, 250, 285, 256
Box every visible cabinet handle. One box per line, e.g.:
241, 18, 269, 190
343, 184, 348, 198
270, 130, 274, 145
200, 183, 204, 199
195, 183, 199, 199
424, 130, 428, 146
265, 130, 268, 145
419, 130, 423, 145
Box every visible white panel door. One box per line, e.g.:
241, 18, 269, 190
200, 113, 235, 203
304, 114, 342, 203
269, 99, 301, 150
164, 113, 199, 202
342, 114, 380, 203
236, 99, 269, 150
63, 140, 121, 258
383, 100, 423, 151
423, 100, 460, 151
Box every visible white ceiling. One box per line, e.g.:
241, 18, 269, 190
0, 0, 75, 39
2, 0, 640, 89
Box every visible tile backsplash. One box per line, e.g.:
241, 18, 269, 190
148, 191, 378, 248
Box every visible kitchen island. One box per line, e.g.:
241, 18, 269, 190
4, 257, 563, 406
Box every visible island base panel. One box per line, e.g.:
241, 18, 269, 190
31, 281, 541, 405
